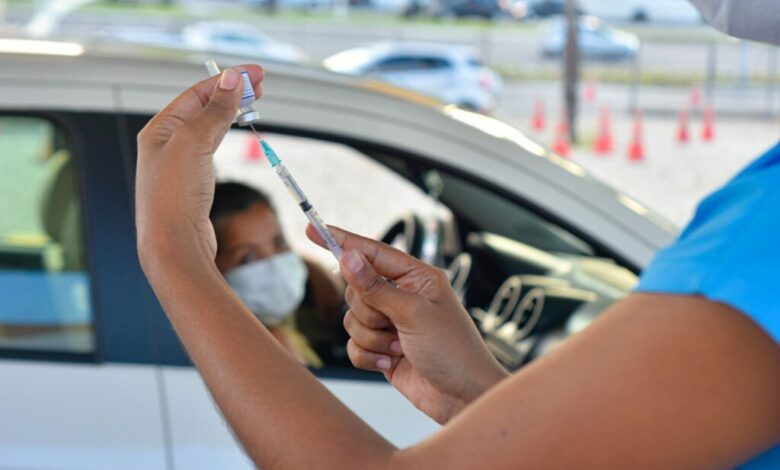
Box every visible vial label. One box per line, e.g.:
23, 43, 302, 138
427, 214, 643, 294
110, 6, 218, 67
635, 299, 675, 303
240, 71, 255, 107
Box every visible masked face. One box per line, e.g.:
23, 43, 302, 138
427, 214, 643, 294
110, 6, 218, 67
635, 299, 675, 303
225, 251, 308, 326
689, 0, 780, 45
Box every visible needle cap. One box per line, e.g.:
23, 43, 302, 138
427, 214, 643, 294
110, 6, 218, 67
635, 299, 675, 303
260, 140, 281, 167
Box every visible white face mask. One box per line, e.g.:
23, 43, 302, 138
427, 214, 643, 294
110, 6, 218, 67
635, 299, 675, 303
689, 0, 780, 45
225, 251, 308, 327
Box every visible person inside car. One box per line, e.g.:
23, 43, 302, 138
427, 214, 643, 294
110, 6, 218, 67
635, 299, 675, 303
136, 1, 780, 462
210, 181, 346, 368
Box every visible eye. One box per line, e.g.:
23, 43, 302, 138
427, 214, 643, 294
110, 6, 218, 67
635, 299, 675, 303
275, 235, 289, 251
239, 252, 260, 265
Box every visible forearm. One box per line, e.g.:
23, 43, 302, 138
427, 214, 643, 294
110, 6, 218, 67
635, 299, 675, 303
140, 239, 398, 469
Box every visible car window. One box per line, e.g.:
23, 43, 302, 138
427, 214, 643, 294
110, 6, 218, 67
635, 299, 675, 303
213, 131, 444, 369
213, 33, 264, 46
0, 116, 95, 354
437, 171, 595, 256
467, 57, 484, 68
372, 56, 452, 73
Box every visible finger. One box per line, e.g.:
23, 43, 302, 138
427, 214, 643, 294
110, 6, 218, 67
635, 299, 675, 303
340, 249, 422, 325
344, 287, 392, 329
144, 64, 265, 141
305, 224, 421, 281
346, 339, 400, 373
344, 310, 402, 357
184, 68, 246, 148
147, 64, 264, 131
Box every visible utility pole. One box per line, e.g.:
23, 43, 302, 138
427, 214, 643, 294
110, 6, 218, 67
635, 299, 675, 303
563, 0, 580, 143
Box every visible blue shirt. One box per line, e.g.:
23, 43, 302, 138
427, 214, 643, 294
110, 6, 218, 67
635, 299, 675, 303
636, 142, 780, 469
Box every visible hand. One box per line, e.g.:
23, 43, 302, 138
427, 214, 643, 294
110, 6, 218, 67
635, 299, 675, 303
136, 66, 264, 268
307, 226, 508, 424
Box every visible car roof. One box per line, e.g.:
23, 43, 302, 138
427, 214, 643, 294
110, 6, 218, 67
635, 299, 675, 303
0, 38, 675, 268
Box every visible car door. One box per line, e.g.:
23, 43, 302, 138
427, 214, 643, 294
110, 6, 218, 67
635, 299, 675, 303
0, 109, 168, 470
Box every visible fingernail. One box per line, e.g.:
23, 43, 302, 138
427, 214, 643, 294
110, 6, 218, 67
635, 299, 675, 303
219, 68, 240, 90
344, 250, 364, 274
390, 340, 402, 354
376, 356, 392, 370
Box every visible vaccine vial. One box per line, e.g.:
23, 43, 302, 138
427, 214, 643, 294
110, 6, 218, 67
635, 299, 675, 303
204, 60, 260, 126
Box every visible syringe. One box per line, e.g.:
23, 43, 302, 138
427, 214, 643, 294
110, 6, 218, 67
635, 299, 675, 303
202, 60, 342, 263
253, 130, 344, 263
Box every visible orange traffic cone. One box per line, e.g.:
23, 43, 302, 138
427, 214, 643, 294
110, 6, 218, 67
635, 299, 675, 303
245, 133, 263, 162
676, 109, 690, 144
702, 104, 716, 142
627, 111, 645, 163
531, 99, 546, 132
584, 80, 597, 103
593, 107, 613, 155
551, 115, 571, 158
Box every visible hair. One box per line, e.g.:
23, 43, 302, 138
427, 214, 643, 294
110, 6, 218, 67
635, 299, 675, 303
210, 182, 275, 227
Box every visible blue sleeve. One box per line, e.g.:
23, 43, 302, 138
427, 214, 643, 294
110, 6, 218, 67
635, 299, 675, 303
636, 143, 780, 345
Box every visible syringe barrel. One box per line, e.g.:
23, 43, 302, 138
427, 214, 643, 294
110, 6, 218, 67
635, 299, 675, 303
275, 164, 307, 205
305, 208, 344, 260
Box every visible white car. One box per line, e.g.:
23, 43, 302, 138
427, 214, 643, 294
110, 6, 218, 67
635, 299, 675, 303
94, 21, 307, 64
323, 42, 503, 113
182, 21, 307, 63
0, 38, 674, 469
579, 0, 702, 24
542, 16, 640, 61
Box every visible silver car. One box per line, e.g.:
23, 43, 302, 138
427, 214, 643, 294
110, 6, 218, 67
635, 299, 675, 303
542, 15, 640, 61
323, 41, 504, 112
0, 38, 673, 469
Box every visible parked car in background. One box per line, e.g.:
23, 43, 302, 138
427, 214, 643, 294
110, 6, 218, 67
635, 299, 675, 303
401, 0, 526, 21
95, 21, 306, 64
579, 0, 701, 24
526, 0, 583, 18
541, 15, 639, 61
435, 0, 505, 19
323, 42, 503, 112
181, 21, 307, 63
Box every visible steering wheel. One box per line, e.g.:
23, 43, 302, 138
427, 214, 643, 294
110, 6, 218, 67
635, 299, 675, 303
380, 213, 427, 260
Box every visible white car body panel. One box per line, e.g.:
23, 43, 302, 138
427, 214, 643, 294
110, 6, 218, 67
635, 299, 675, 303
0, 361, 167, 470
163, 367, 439, 469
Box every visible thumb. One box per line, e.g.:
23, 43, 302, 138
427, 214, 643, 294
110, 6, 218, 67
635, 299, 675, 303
341, 249, 419, 326
189, 68, 244, 147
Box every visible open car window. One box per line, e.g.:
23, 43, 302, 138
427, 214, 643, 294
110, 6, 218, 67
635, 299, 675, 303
213, 130, 446, 371
211, 129, 638, 374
